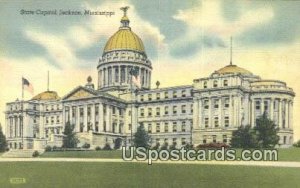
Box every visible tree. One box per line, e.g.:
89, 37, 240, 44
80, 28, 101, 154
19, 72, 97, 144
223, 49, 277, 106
231, 125, 257, 148
133, 124, 150, 148
114, 138, 122, 149
254, 112, 279, 148
293, 140, 300, 147
62, 122, 79, 148
0, 124, 7, 152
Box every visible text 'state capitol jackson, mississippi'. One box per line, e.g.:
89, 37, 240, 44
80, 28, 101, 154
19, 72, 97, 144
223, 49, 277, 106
4, 9, 295, 150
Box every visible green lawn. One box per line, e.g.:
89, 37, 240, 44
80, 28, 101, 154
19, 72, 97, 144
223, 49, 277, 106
40, 150, 122, 158
0, 162, 299, 188
39, 148, 300, 161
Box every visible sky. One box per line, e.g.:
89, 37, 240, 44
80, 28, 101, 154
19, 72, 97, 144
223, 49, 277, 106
0, 0, 299, 140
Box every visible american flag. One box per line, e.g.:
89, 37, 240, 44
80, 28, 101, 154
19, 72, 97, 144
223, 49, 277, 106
22, 77, 34, 95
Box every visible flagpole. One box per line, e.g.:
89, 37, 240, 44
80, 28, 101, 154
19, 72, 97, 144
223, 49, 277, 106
21, 77, 24, 149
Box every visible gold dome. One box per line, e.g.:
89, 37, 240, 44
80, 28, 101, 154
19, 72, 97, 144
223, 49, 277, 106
216, 65, 252, 75
103, 28, 145, 54
103, 7, 145, 54
32, 91, 60, 101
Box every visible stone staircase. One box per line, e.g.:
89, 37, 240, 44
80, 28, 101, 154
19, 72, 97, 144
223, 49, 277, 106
1, 149, 44, 158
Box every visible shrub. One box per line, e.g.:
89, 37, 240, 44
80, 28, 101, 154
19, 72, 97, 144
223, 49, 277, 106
160, 143, 168, 150
169, 142, 177, 150
102, 143, 112, 150
82, 143, 91, 149
151, 143, 160, 150
293, 140, 300, 147
45, 145, 52, 152
95, 146, 101, 151
196, 143, 230, 149
52, 146, 58, 150
183, 143, 194, 150
32, 151, 39, 157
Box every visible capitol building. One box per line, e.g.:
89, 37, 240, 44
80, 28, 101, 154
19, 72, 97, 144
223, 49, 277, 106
4, 9, 295, 150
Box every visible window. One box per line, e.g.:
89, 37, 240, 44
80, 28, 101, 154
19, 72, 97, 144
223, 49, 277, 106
156, 93, 160, 100
156, 138, 160, 144
148, 94, 152, 101
214, 117, 219, 127
204, 118, 209, 128
213, 135, 217, 143
164, 106, 169, 115
214, 99, 219, 108
223, 80, 228, 86
56, 116, 60, 123
156, 123, 160, 133
33, 105, 36, 110
95, 105, 99, 115
204, 100, 209, 109
181, 105, 186, 114
112, 106, 116, 115
140, 95, 144, 102
203, 81, 207, 89
264, 101, 268, 111
173, 122, 177, 132
224, 98, 229, 108
224, 116, 229, 127
172, 138, 177, 145
128, 123, 131, 131
283, 136, 287, 144
33, 117, 37, 123
51, 105, 54, 110
223, 135, 227, 143
148, 124, 152, 133
181, 90, 186, 97
173, 91, 177, 98
255, 101, 260, 110
181, 138, 186, 145
191, 104, 193, 113
164, 91, 169, 99
203, 136, 207, 144
213, 80, 218, 87
173, 106, 177, 114
164, 123, 169, 132
140, 108, 144, 117
147, 108, 152, 117
182, 121, 186, 132
156, 107, 160, 116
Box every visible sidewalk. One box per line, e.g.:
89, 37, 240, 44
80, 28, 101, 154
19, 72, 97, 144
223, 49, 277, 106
0, 158, 300, 168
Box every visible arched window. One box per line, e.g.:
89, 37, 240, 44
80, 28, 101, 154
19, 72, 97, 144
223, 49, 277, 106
203, 81, 207, 88
223, 80, 228, 87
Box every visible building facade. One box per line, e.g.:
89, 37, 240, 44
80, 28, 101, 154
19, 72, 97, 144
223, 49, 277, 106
4, 9, 295, 150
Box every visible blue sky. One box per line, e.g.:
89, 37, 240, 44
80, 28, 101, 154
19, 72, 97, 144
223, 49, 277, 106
0, 0, 299, 64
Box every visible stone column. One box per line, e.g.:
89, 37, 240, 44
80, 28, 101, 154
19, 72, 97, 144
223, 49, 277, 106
106, 105, 110, 132
251, 98, 255, 127
230, 95, 234, 128
270, 97, 274, 120
285, 100, 289, 129
112, 66, 115, 85
99, 103, 104, 132
76, 106, 80, 132
290, 101, 293, 129
199, 99, 202, 129
278, 99, 282, 129
209, 97, 213, 128
83, 105, 87, 132
91, 104, 95, 131
192, 98, 199, 129
261, 98, 264, 115
219, 98, 222, 127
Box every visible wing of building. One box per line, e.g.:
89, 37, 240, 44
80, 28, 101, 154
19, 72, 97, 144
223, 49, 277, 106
4, 9, 295, 150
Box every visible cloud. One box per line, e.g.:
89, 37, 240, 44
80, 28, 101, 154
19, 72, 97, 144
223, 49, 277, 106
170, 0, 274, 58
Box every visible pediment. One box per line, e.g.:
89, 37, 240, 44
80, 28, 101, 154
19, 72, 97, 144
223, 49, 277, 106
63, 87, 96, 100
